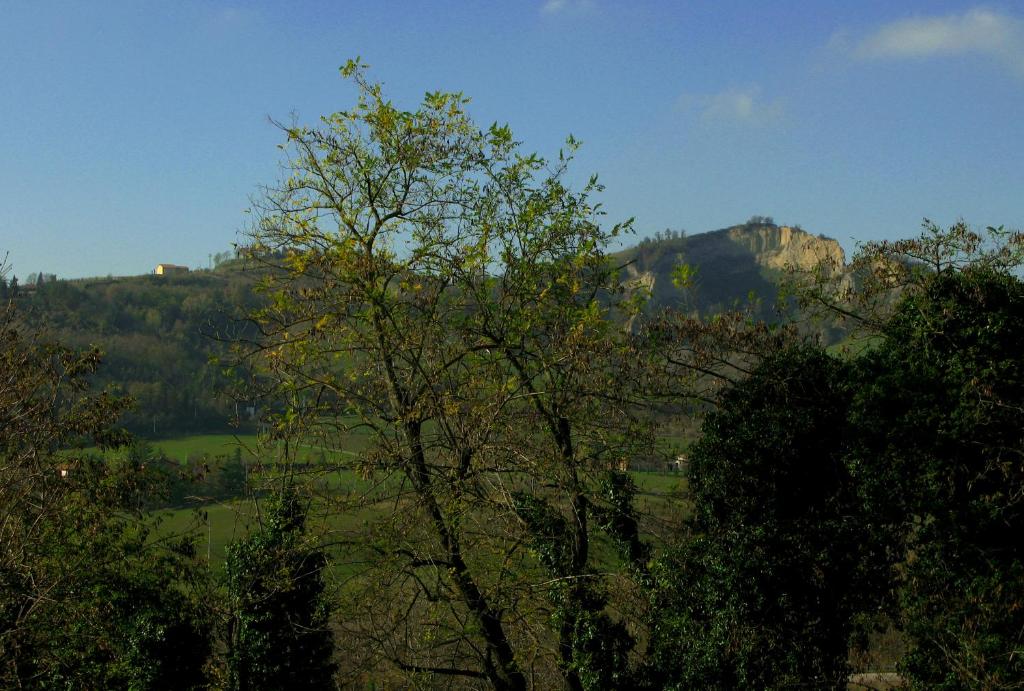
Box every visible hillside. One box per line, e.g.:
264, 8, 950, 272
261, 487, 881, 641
615, 221, 845, 320
6, 221, 847, 436
9, 264, 263, 437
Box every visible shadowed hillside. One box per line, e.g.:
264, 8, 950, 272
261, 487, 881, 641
616, 220, 845, 321
8, 263, 262, 436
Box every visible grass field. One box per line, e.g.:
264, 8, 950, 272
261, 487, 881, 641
153, 465, 687, 569
145, 433, 260, 462
153, 485, 399, 569
154, 501, 256, 565
130, 427, 689, 572
88, 429, 373, 465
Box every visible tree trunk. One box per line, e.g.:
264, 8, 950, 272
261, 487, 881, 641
405, 421, 526, 691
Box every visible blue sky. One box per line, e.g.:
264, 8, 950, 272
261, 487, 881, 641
1, 1, 1022, 278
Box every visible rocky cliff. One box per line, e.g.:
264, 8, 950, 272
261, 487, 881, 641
615, 222, 846, 319
724, 224, 844, 272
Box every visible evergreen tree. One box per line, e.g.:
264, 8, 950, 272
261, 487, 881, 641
217, 448, 247, 499
224, 491, 336, 690
850, 268, 1024, 688
644, 346, 882, 689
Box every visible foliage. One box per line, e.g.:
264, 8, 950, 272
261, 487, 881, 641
670, 261, 698, 290
512, 483, 638, 690
643, 345, 883, 689
126, 440, 251, 507
849, 266, 1024, 688
0, 303, 212, 689
224, 490, 336, 690
784, 220, 1024, 686
242, 60, 649, 688
788, 219, 1024, 339
8, 266, 265, 436
24, 509, 213, 690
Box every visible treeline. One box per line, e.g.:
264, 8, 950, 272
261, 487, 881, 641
0, 219, 843, 442
646, 259, 1024, 687
5, 267, 263, 436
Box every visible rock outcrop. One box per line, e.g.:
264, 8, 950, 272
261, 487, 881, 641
725, 224, 844, 272
615, 222, 847, 319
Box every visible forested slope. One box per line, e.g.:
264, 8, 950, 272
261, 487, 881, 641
8, 263, 262, 436
5, 220, 849, 437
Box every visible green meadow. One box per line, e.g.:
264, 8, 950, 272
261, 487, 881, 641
138, 432, 688, 569
152, 467, 687, 568
86, 427, 373, 464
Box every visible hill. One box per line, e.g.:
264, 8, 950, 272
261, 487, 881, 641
9, 264, 263, 437
615, 221, 845, 320
5, 221, 847, 436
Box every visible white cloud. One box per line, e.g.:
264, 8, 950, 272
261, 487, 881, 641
681, 87, 784, 126
848, 8, 1024, 75
541, 0, 594, 15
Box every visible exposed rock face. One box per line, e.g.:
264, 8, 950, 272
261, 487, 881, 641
615, 222, 847, 319
627, 268, 657, 295
726, 225, 844, 272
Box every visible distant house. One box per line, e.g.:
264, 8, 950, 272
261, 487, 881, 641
155, 263, 189, 276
